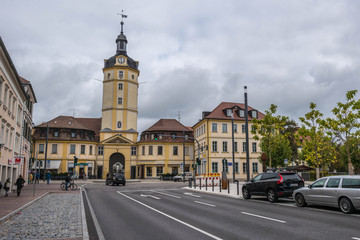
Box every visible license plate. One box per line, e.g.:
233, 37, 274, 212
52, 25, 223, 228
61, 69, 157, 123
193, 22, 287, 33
290, 183, 298, 187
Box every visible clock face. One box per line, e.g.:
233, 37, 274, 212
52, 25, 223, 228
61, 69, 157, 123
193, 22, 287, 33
118, 57, 125, 64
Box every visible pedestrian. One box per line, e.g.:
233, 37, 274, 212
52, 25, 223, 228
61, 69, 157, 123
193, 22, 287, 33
65, 174, 71, 191
29, 172, 34, 184
4, 178, 10, 197
15, 175, 25, 197
46, 172, 51, 184
35, 172, 40, 183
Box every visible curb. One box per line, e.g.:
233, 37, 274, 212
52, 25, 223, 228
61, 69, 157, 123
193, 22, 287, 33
182, 187, 243, 199
0, 192, 49, 224
80, 187, 89, 240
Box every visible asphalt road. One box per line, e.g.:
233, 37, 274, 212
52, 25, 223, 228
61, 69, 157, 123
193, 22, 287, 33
84, 181, 360, 240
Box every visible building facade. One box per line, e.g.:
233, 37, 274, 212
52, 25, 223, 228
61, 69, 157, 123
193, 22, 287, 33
0, 37, 37, 186
193, 102, 264, 180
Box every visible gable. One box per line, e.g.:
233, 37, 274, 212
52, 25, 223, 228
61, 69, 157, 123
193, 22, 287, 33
101, 134, 134, 144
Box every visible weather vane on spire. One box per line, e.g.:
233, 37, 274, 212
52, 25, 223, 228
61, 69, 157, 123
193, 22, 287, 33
117, 10, 128, 34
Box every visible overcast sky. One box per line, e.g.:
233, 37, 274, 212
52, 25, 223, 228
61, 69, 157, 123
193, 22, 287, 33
1, 0, 360, 135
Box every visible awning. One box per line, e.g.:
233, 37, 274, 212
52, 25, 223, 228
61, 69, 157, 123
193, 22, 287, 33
32, 160, 61, 170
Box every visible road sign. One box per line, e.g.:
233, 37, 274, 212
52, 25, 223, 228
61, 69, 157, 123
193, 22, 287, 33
228, 162, 233, 166
202, 153, 207, 158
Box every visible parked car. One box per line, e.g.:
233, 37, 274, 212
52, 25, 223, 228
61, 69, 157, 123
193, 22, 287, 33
242, 171, 304, 202
293, 175, 360, 214
106, 173, 126, 186
173, 172, 193, 182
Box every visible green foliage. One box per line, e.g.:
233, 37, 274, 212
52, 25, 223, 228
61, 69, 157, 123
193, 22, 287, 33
259, 135, 292, 167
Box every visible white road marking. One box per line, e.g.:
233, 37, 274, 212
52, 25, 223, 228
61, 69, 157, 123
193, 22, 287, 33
118, 188, 180, 193
184, 192, 202, 198
140, 194, 160, 199
118, 192, 223, 240
352, 237, 360, 240
241, 212, 286, 224
277, 203, 296, 207
194, 201, 216, 207
151, 190, 181, 199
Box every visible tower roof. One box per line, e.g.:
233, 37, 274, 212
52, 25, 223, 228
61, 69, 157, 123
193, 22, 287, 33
144, 119, 192, 132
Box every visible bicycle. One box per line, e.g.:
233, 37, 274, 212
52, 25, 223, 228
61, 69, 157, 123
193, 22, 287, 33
60, 181, 78, 190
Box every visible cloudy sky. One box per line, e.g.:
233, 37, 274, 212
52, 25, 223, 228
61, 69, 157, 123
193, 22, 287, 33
1, 0, 360, 134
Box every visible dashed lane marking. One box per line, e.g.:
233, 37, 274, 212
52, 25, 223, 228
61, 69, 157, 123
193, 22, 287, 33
151, 190, 181, 199
194, 201, 216, 207
241, 212, 287, 224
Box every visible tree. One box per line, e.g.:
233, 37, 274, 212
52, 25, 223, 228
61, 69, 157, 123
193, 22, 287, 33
281, 120, 300, 165
298, 102, 325, 179
324, 90, 360, 175
339, 138, 360, 174
252, 104, 289, 167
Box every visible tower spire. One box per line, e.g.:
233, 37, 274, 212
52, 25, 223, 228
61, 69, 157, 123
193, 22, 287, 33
118, 10, 127, 34
116, 10, 128, 54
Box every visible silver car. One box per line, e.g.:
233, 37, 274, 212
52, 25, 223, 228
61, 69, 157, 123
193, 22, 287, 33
293, 175, 360, 214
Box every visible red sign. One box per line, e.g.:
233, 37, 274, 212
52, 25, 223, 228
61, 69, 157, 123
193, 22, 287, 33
9, 157, 23, 165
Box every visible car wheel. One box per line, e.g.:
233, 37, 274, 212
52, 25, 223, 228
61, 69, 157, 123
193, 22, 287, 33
267, 189, 278, 203
123, 182, 126, 186
242, 187, 251, 199
339, 197, 355, 214
295, 193, 307, 207
117, 184, 119, 186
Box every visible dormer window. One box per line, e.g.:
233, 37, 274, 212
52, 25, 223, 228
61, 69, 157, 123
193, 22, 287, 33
54, 130, 59, 137
71, 132, 76, 138
239, 110, 245, 117
251, 110, 258, 118
226, 109, 233, 117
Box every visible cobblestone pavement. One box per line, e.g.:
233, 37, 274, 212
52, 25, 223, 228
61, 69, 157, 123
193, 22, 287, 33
0, 194, 83, 240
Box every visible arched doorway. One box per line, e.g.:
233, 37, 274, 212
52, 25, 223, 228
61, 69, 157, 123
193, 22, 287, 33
109, 153, 125, 174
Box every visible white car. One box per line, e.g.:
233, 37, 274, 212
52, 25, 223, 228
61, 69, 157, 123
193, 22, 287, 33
173, 172, 193, 182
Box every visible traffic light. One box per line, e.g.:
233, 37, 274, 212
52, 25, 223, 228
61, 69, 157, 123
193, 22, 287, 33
40, 160, 43, 167
222, 158, 228, 166
196, 158, 201, 165
74, 156, 78, 165
154, 134, 158, 141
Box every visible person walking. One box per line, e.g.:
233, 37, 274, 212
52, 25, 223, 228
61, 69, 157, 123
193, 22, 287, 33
65, 174, 71, 191
35, 172, 40, 183
4, 178, 10, 197
15, 175, 25, 197
29, 172, 34, 184
46, 172, 51, 184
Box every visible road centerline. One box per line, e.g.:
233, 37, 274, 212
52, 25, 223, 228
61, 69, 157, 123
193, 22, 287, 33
184, 192, 201, 198
117, 191, 223, 240
194, 201, 216, 207
241, 212, 287, 224
151, 190, 181, 199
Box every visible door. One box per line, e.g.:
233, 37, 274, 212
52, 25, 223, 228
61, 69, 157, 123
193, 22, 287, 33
250, 174, 263, 194
323, 178, 341, 207
131, 166, 136, 179
307, 178, 328, 204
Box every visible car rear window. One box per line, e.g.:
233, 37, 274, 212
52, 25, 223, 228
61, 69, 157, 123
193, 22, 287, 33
280, 173, 302, 180
342, 178, 360, 188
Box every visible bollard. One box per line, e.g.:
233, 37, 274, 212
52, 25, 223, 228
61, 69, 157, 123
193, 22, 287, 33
200, 179, 202, 190
194, 178, 196, 189
237, 180, 239, 195
206, 178, 208, 191
219, 180, 221, 193
212, 179, 214, 192
189, 179, 192, 188
228, 180, 230, 194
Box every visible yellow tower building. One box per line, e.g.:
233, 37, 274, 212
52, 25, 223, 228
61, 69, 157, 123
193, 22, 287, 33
100, 16, 139, 179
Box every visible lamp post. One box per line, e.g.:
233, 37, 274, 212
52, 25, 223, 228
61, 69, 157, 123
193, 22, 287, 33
244, 86, 250, 182
231, 106, 239, 183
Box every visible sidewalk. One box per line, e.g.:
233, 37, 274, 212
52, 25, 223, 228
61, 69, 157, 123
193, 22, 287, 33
0, 180, 82, 220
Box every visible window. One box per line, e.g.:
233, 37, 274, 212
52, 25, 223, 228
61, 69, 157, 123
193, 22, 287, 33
252, 162, 258, 173
131, 146, 137, 156
4, 85, 8, 106
226, 109, 233, 117
173, 146, 178, 155
326, 178, 340, 188
156, 167, 163, 176
222, 141, 228, 152
155, 146, 162, 155
185, 146, 190, 156
81, 145, 86, 154
251, 111, 257, 118
149, 146, 153, 155
132, 74, 135, 80
118, 83, 123, 90
234, 142, 238, 152
312, 178, 327, 188
252, 142, 257, 153
212, 141, 217, 152
52, 144, 57, 154
172, 167, 178, 175
242, 124, 245, 133
243, 163, 247, 173
212, 162, 218, 173
12, 97, 16, 113
0, 122, 4, 144
71, 132, 76, 138
54, 130, 59, 137
235, 162, 239, 173
70, 144, 76, 154
239, 109, 245, 117
242, 142, 247, 152
119, 71, 124, 79
223, 159, 228, 172
98, 146, 104, 155
212, 123, 217, 132
39, 144, 44, 154
342, 178, 360, 188
17, 106, 22, 123
251, 125, 256, 133
118, 98, 122, 105
222, 124, 227, 133
90, 146, 93, 155
0, 77, 3, 101
147, 167, 152, 177
234, 124, 237, 133
117, 121, 122, 128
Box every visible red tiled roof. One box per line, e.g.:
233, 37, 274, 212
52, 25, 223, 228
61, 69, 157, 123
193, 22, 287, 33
144, 119, 192, 132
37, 116, 95, 131
19, 76, 30, 83
204, 102, 264, 120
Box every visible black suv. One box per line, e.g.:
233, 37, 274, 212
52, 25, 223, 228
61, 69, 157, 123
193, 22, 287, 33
106, 173, 126, 186
242, 171, 304, 202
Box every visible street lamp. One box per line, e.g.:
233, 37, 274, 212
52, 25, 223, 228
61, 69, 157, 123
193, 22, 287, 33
231, 106, 239, 183
244, 86, 250, 182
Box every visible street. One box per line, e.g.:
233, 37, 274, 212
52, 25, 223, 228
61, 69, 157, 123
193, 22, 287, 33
84, 181, 360, 240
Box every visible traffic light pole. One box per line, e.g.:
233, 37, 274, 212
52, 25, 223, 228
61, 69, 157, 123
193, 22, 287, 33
244, 86, 250, 182
43, 124, 49, 182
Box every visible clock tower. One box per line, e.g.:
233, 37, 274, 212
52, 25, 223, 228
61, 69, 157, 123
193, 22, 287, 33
100, 14, 140, 179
